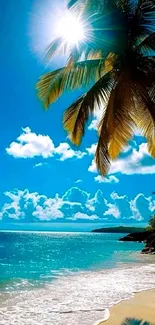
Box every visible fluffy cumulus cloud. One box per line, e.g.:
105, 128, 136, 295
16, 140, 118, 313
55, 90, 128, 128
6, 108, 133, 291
86, 144, 97, 155
104, 201, 120, 219
0, 187, 154, 223
88, 141, 155, 177
6, 127, 86, 161
129, 193, 155, 221
110, 143, 155, 175
68, 212, 99, 221
0, 190, 25, 220
6, 128, 154, 181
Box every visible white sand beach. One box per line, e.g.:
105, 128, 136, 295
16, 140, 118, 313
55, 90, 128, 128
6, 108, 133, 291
98, 289, 155, 325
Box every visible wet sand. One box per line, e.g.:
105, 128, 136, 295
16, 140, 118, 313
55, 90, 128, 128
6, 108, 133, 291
99, 289, 155, 325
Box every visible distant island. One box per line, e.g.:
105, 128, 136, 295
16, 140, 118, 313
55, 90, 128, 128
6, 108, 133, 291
91, 226, 145, 234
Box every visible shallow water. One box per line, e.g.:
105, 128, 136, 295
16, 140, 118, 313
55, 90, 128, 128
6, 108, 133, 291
0, 231, 155, 325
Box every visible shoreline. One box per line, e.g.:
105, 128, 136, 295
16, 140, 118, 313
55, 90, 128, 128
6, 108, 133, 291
1, 279, 155, 325
96, 289, 155, 325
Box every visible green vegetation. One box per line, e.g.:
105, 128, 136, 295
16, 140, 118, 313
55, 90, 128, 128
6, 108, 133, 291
122, 318, 151, 325
91, 226, 145, 233
148, 214, 155, 230
37, 0, 155, 176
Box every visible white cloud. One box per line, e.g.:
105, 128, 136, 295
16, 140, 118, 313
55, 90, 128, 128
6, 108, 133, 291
86, 144, 97, 155
24, 191, 45, 208
95, 175, 119, 184
0, 188, 88, 221
0, 187, 154, 223
129, 199, 143, 221
0, 190, 65, 221
6, 127, 85, 161
34, 162, 47, 168
88, 159, 97, 173
106, 192, 155, 222
86, 190, 105, 214
110, 143, 155, 175
55, 143, 86, 161
68, 212, 99, 221
104, 201, 120, 219
75, 179, 83, 184
32, 203, 64, 221
1, 190, 25, 220
88, 142, 155, 176
108, 192, 132, 220
88, 110, 102, 131
6, 127, 55, 159
129, 193, 155, 221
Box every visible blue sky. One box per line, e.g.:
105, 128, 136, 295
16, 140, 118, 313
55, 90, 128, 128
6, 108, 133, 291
0, 0, 155, 230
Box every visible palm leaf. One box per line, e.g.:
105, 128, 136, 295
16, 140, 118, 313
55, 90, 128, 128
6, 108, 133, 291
108, 72, 135, 159
37, 0, 155, 176
104, 52, 117, 73
95, 88, 115, 175
149, 84, 155, 103
132, 79, 155, 157
37, 59, 108, 109
129, 0, 155, 46
67, 48, 105, 66
67, 0, 79, 8
138, 32, 155, 53
45, 38, 67, 61
63, 72, 113, 145
121, 318, 151, 325
44, 36, 105, 64
138, 0, 155, 34
126, 69, 155, 157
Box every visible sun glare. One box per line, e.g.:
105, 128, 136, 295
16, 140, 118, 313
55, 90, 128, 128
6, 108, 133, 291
55, 11, 86, 46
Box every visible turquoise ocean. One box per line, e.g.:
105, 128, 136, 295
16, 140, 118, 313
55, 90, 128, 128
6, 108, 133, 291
1, 231, 155, 324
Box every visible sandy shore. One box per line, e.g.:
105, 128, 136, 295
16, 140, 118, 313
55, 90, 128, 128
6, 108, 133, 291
99, 289, 155, 325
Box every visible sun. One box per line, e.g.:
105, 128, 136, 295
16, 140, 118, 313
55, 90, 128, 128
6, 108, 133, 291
55, 11, 86, 46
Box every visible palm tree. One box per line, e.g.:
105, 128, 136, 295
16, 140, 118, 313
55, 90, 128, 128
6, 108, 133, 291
37, 0, 155, 176
122, 318, 152, 325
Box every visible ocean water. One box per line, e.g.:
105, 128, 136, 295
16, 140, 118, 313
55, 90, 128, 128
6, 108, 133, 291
0, 231, 155, 324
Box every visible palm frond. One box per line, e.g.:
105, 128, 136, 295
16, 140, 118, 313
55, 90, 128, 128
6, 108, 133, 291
45, 37, 93, 64
67, 48, 105, 66
45, 38, 67, 61
121, 318, 151, 325
67, 0, 79, 8
117, 0, 137, 17
37, 59, 106, 109
95, 89, 115, 175
63, 72, 114, 145
132, 79, 155, 157
66, 48, 83, 67
108, 73, 135, 159
149, 84, 155, 103
138, 0, 155, 34
104, 52, 117, 73
129, 0, 155, 46
37, 0, 155, 176
36, 68, 63, 109
45, 38, 104, 64
136, 103, 155, 157
138, 32, 155, 53
85, 49, 104, 60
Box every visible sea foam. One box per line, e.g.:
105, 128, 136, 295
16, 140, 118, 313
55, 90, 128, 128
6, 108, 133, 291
1, 263, 155, 325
